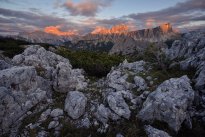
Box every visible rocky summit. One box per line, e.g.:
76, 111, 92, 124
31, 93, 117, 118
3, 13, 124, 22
0, 30, 205, 137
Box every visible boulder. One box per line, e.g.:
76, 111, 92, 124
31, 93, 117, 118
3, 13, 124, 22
95, 104, 120, 126
107, 70, 134, 91
53, 63, 87, 92
50, 108, 64, 118
134, 76, 147, 91
64, 91, 87, 119
138, 76, 194, 132
0, 66, 47, 134
48, 121, 59, 129
121, 60, 146, 73
145, 125, 172, 137
107, 92, 131, 119
116, 133, 124, 137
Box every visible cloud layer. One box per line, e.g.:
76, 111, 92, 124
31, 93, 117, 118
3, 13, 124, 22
125, 0, 205, 30
0, 0, 204, 35
63, 0, 113, 17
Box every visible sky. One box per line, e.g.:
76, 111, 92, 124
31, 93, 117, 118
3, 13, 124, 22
0, 0, 205, 35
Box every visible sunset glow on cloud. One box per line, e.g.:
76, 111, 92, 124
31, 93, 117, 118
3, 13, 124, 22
0, 0, 204, 35
44, 26, 78, 36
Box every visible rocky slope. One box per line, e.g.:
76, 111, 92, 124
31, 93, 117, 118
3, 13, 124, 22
15, 31, 75, 45
74, 23, 177, 54
0, 30, 205, 137
165, 31, 205, 129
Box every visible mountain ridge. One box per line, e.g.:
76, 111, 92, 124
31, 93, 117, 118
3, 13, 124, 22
5, 23, 178, 54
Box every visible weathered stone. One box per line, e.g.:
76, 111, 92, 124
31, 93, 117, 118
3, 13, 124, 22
50, 108, 64, 118
48, 121, 59, 129
121, 60, 146, 73
107, 92, 131, 119
145, 125, 172, 137
12, 45, 87, 92
39, 109, 51, 122
95, 104, 120, 126
78, 118, 91, 128
134, 76, 147, 91
0, 66, 47, 135
116, 133, 124, 137
138, 76, 194, 132
0, 60, 12, 70
64, 91, 87, 119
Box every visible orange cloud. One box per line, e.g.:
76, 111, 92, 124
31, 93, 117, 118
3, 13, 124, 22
91, 24, 129, 34
64, 0, 112, 17
44, 26, 77, 36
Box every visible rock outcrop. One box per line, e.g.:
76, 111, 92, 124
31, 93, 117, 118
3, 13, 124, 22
12, 45, 87, 92
0, 66, 47, 134
165, 31, 205, 124
138, 76, 194, 132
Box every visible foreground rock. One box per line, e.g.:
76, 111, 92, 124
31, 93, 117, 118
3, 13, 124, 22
95, 104, 120, 126
165, 31, 205, 124
64, 91, 87, 119
0, 60, 12, 70
138, 76, 194, 132
134, 76, 147, 91
107, 92, 131, 119
166, 31, 205, 93
0, 66, 47, 134
12, 45, 87, 92
145, 125, 172, 137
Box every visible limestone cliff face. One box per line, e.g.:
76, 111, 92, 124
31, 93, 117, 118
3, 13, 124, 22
74, 23, 177, 54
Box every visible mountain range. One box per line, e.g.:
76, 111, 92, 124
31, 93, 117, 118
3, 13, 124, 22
7, 23, 178, 54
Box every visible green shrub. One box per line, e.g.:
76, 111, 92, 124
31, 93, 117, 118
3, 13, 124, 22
57, 47, 125, 77
0, 37, 29, 58
0, 37, 55, 58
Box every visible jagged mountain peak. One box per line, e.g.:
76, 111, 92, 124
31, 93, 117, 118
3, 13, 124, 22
159, 23, 173, 33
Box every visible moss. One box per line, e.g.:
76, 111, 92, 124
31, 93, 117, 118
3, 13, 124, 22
35, 65, 46, 77
52, 91, 67, 109
126, 74, 135, 83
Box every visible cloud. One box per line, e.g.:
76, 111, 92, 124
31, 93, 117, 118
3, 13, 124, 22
125, 0, 205, 30
63, 0, 113, 17
0, 8, 69, 28
0, 0, 205, 35
44, 25, 78, 36
0, 8, 82, 34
